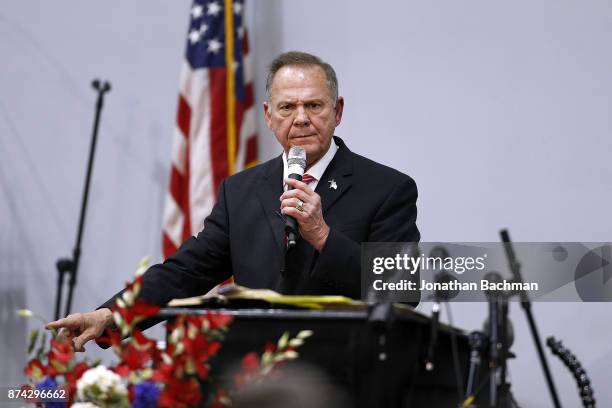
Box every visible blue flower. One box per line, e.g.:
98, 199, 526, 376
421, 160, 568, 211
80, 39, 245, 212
133, 381, 160, 408
36, 377, 58, 390
36, 377, 67, 408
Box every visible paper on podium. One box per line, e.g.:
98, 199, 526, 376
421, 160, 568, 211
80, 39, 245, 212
167, 284, 363, 310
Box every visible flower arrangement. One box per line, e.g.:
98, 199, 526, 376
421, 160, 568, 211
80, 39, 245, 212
21, 258, 312, 407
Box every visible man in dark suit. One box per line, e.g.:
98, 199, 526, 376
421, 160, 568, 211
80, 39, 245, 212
47, 51, 420, 351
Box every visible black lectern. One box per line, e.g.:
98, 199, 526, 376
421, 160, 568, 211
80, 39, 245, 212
159, 307, 480, 408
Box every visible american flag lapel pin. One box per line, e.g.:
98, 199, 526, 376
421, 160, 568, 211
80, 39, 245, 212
328, 179, 338, 190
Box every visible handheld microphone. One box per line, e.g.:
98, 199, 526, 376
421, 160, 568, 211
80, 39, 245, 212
285, 146, 306, 248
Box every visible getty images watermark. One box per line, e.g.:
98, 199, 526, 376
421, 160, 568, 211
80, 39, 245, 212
361, 242, 612, 302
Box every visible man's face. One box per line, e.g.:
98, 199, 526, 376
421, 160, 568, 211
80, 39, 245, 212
263, 65, 344, 168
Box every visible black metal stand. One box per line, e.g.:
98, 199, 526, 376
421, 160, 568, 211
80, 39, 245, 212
500, 229, 562, 408
488, 292, 500, 407
464, 331, 485, 403
53, 79, 111, 320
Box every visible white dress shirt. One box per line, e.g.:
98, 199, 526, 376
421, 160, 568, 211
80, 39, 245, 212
281, 140, 339, 191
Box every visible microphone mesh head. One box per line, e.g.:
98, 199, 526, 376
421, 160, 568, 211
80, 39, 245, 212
287, 146, 306, 173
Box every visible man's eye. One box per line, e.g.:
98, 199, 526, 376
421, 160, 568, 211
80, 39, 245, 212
308, 103, 322, 110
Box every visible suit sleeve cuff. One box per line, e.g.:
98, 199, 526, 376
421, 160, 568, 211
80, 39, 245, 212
310, 227, 361, 298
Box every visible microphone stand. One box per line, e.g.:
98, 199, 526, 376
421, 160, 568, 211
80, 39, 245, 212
500, 229, 562, 408
53, 79, 111, 320
464, 331, 485, 406
487, 291, 500, 407
488, 288, 514, 408
467, 271, 515, 408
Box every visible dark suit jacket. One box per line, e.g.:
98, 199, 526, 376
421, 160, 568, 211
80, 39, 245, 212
101, 137, 419, 311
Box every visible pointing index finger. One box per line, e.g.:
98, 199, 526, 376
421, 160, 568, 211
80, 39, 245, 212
46, 314, 79, 330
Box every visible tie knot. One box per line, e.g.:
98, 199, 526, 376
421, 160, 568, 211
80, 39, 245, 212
301, 174, 316, 185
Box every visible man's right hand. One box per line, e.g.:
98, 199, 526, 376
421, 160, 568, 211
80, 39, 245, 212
46, 308, 114, 352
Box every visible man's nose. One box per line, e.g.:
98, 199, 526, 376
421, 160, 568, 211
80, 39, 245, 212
293, 105, 310, 126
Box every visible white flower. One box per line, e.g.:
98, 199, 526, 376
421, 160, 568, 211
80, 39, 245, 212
72, 403, 100, 408
77, 365, 127, 401
135, 256, 150, 277
121, 290, 134, 306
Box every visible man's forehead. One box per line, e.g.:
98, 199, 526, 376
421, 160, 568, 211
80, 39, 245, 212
269, 65, 330, 100
273, 64, 326, 80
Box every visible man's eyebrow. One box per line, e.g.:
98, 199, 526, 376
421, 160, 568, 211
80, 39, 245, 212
276, 98, 325, 105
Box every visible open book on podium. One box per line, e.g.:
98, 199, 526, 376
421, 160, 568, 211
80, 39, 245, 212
166, 284, 437, 327
168, 284, 360, 309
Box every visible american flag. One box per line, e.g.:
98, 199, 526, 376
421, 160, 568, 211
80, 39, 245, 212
162, 0, 258, 258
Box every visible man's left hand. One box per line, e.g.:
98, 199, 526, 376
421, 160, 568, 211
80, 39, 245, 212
280, 178, 330, 252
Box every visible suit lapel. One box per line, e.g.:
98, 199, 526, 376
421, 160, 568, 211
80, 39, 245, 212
254, 138, 353, 251
255, 156, 286, 252
315, 137, 353, 213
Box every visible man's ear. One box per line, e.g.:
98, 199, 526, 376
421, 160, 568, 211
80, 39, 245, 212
263, 101, 272, 129
334, 96, 344, 126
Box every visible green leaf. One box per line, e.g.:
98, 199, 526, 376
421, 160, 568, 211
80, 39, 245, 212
35, 332, 48, 361
27, 330, 39, 355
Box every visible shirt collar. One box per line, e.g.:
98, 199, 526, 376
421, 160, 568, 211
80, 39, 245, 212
282, 139, 339, 184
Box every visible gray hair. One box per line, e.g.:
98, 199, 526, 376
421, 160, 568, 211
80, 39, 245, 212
265, 51, 339, 102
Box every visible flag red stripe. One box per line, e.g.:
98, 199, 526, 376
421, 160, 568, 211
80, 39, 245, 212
181, 144, 192, 240
209, 68, 228, 195
169, 164, 191, 237
244, 82, 254, 108
245, 135, 258, 165
176, 95, 191, 138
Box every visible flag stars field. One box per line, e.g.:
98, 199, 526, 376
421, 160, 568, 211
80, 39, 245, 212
191, 4, 204, 18
188, 29, 201, 44
207, 1, 222, 17
207, 38, 222, 54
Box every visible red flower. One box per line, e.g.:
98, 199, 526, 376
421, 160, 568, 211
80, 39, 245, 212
112, 329, 161, 380
47, 337, 75, 375
207, 312, 234, 330
241, 352, 260, 373
234, 352, 260, 387
151, 361, 174, 383
24, 358, 46, 381
97, 327, 123, 349
114, 298, 160, 328
264, 342, 276, 353
64, 361, 90, 404
158, 377, 201, 408
208, 388, 230, 408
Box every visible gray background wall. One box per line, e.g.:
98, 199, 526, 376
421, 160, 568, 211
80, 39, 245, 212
1, 1, 611, 406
